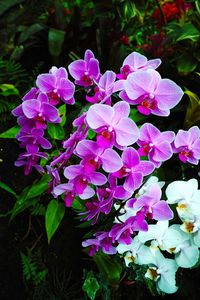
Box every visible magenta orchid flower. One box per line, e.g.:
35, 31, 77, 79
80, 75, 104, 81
17, 128, 52, 149
36, 67, 75, 105
112, 147, 154, 193
82, 238, 100, 256
86, 70, 122, 104
46, 165, 60, 195
121, 69, 183, 116
68, 49, 100, 87
95, 231, 116, 254
80, 196, 113, 224
15, 144, 48, 175
82, 231, 116, 256
75, 139, 123, 173
54, 181, 94, 207
134, 185, 173, 221
173, 126, 200, 165
102, 174, 132, 201
21, 93, 61, 129
86, 101, 139, 148
117, 51, 161, 79
109, 215, 148, 245
137, 123, 175, 167
22, 87, 39, 101
64, 164, 107, 195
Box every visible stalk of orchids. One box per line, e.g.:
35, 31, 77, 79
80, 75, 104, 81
12, 49, 200, 294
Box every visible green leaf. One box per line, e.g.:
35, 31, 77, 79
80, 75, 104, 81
0, 181, 17, 198
0, 0, 25, 16
87, 128, 96, 139
83, 271, 100, 300
47, 123, 65, 140
177, 54, 198, 74
11, 174, 51, 219
48, 28, 65, 57
0, 126, 20, 138
45, 200, 65, 243
72, 197, 85, 211
129, 108, 147, 123
93, 253, 122, 286
0, 83, 19, 96
176, 24, 200, 42
184, 90, 200, 128
59, 104, 67, 126
18, 24, 44, 44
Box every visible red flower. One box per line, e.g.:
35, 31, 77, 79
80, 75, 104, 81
152, 0, 191, 26
120, 35, 130, 45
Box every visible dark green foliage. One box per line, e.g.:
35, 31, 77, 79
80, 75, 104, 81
32, 268, 82, 300
0, 58, 27, 85
21, 249, 48, 286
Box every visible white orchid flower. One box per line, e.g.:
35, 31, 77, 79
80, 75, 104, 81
116, 236, 152, 266
166, 179, 200, 220
138, 221, 182, 251
170, 224, 199, 268
145, 249, 178, 294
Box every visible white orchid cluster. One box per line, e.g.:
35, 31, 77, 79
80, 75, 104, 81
116, 177, 200, 294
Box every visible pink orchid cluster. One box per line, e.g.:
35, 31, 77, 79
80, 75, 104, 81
13, 49, 200, 294
12, 67, 75, 174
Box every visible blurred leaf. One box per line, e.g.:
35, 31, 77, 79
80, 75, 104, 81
45, 199, 65, 243
11, 174, 50, 219
93, 252, 122, 286
48, 28, 65, 57
47, 123, 65, 140
0, 126, 19, 138
184, 90, 200, 128
0, 83, 19, 96
59, 104, 67, 126
83, 271, 100, 300
0, 181, 17, 198
0, 0, 25, 16
176, 23, 200, 42
18, 23, 44, 44
177, 54, 198, 74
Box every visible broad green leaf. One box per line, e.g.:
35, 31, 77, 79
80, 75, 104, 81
177, 54, 198, 74
0, 181, 17, 198
18, 24, 44, 44
176, 24, 200, 42
48, 28, 65, 57
47, 123, 65, 140
83, 271, 100, 300
0, 126, 20, 138
184, 90, 200, 128
0, 83, 19, 96
45, 200, 65, 243
11, 174, 51, 219
59, 104, 67, 126
93, 253, 122, 286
